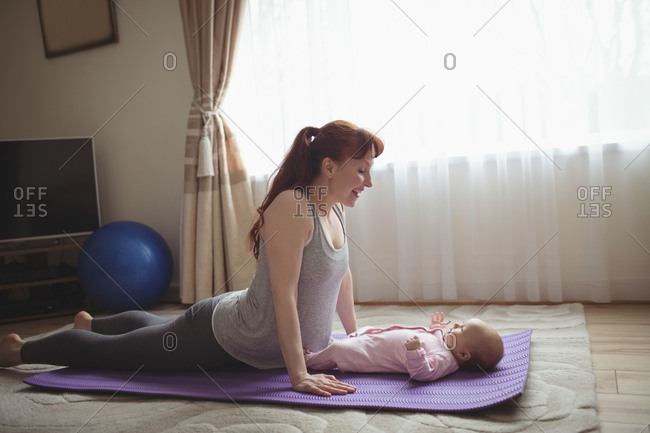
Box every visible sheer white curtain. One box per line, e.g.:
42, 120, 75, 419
224, 0, 650, 302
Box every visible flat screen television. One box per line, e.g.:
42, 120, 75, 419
0, 137, 101, 243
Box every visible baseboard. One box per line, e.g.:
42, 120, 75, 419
160, 282, 181, 303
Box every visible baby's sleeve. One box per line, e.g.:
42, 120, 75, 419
405, 349, 454, 382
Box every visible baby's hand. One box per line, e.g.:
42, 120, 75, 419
429, 312, 451, 328
404, 335, 421, 351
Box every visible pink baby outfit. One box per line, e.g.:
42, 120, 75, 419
304, 325, 459, 381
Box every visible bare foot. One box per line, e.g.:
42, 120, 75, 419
73, 311, 93, 331
0, 333, 24, 367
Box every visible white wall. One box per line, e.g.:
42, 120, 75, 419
0, 0, 192, 298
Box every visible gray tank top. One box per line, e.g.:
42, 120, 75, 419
211, 200, 349, 369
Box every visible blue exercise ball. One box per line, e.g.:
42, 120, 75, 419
77, 221, 173, 312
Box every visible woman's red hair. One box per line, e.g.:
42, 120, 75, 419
249, 120, 384, 258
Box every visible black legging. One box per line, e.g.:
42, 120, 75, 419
21, 297, 241, 372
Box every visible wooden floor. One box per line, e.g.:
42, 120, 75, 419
585, 304, 650, 433
1, 303, 648, 432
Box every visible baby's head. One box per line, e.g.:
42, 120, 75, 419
443, 318, 504, 371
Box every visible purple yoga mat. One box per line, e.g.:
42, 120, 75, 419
24, 329, 532, 412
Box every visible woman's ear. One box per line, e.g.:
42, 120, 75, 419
321, 157, 336, 179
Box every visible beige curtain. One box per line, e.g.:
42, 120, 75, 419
179, 0, 255, 303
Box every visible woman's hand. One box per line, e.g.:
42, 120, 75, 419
292, 372, 357, 397
430, 312, 451, 328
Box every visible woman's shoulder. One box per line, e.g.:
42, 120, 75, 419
266, 189, 308, 215
272, 188, 303, 205
262, 189, 313, 233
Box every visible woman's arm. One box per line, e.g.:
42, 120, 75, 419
335, 205, 357, 335
336, 268, 357, 335
262, 191, 355, 397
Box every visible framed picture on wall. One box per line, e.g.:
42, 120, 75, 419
37, 0, 118, 58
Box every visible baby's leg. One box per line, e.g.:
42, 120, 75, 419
20, 297, 238, 372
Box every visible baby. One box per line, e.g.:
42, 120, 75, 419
304, 312, 504, 381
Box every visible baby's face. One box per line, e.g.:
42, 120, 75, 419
443, 318, 486, 351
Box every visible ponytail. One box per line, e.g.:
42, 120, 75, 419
248, 121, 383, 258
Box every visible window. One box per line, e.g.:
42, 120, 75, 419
224, 0, 650, 175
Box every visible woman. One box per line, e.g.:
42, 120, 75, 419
0, 120, 383, 397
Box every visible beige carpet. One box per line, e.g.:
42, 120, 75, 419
0, 303, 598, 432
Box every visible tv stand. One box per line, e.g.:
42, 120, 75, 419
0, 237, 91, 323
